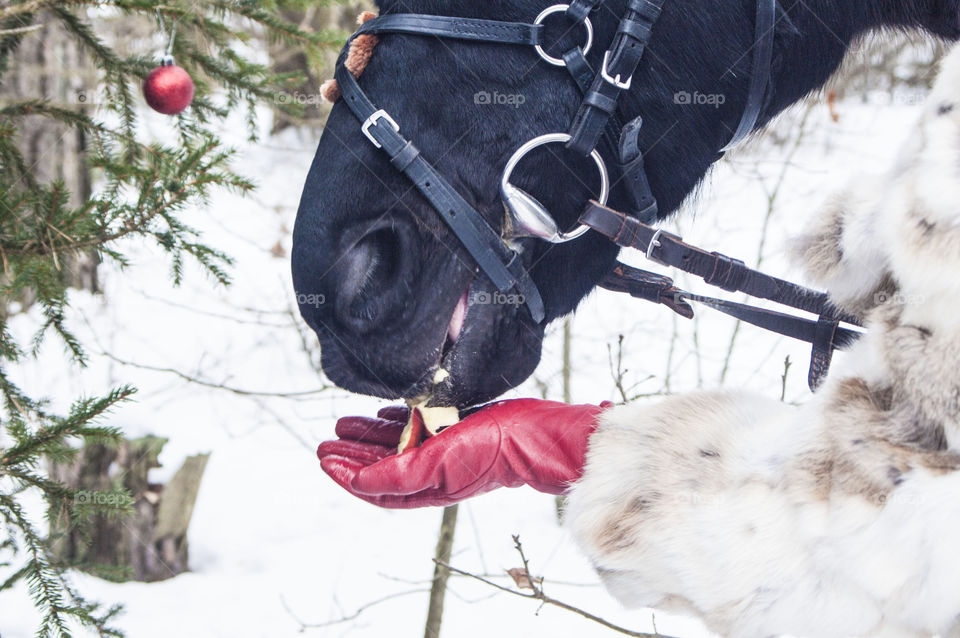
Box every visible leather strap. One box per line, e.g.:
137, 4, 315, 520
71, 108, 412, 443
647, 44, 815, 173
580, 201, 861, 325
601, 263, 694, 318
355, 14, 544, 46
562, 46, 626, 140
604, 262, 862, 384
329, 2, 783, 328
618, 117, 659, 222
562, 47, 596, 92
562, 49, 658, 223
695, 297, 859, 352
566, 0, 603, 22
335, 63, 545, 323
808, 316, 840, 390
566, 0, 667, 156
722, 0, 777, 151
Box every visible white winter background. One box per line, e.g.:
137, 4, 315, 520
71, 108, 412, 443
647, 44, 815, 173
0, 57, 934, 637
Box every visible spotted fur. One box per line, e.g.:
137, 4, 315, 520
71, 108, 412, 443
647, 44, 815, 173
565, 46, 960, 638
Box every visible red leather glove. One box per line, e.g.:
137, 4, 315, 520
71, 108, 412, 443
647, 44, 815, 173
317, 399, 610, 509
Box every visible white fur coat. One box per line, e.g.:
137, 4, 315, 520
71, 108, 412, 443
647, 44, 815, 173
564, 46, 960, 638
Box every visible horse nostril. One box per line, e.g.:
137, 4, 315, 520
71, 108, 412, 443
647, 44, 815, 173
334, 227, 403, 331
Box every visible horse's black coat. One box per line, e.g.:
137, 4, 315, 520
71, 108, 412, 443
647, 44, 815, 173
293, 0, 960, 407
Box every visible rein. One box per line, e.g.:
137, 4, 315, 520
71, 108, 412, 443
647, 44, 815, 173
333, 1, 862, 390
582, 202, 863, 390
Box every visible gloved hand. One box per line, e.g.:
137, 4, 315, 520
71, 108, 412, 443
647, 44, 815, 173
317, 399, 610, 508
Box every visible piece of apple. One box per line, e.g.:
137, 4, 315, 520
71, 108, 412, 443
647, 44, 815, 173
419, 405, 460, 435
396, 405, 460, 453
396, 369, 461, 453
397, 408, 426, 454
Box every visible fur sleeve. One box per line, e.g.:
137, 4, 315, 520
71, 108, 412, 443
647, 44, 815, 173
790, 177, 896, 319
562, 393, 801, 611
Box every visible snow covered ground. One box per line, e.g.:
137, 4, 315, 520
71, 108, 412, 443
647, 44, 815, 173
0, 83, 931, 637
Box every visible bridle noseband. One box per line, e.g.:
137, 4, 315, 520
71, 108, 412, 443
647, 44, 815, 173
332, 1, 862, 389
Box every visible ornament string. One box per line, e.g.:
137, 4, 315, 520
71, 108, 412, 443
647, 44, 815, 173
155, 9, 179, 66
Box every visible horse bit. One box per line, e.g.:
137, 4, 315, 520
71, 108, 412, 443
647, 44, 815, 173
333, 0, 862, 389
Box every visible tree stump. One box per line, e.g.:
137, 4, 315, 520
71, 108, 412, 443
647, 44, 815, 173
47, 437, 210, 582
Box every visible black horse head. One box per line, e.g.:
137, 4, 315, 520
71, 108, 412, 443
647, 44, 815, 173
293, 0, 960, 407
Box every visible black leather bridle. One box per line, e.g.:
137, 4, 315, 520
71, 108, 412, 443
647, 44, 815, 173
333, 0, 862, 389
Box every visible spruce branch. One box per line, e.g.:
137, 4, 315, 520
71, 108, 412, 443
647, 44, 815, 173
0, 2, 355, 635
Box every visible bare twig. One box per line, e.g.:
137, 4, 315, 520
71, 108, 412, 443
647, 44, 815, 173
436, 536, 676, 638
780, 355, 793, 402
282, 589, 430, 630
663, 312, 679, 394
100, 352, 332, 399
608, 334, 632, 403
562, 318, 573, 404
720, 103, 815, 384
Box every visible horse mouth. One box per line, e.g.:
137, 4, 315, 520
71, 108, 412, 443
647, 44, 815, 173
428, 276, 544, 409
445, 287, 470, 350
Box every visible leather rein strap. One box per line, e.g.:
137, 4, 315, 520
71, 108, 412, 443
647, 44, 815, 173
723, 0, 778, 151
582, 201, 863, 390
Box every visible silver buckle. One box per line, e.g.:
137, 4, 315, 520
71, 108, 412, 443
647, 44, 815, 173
601, 51, 633, 90
361, 109, 400, 149
646, 228, 681, 266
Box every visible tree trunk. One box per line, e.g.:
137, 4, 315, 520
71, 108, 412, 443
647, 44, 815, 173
556, 318, 573, 522
0, 12, 99, 296
423, 504, 458, 638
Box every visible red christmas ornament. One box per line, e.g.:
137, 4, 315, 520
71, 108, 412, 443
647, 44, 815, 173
143, 56, 194, 115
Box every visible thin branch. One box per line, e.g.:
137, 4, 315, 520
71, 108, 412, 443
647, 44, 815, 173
0, 22, 43, 36
720, 102, 815, 384
437, 560, 672, 638
435, 535, 677, 638
282, 589, 430, 631
780, 355, 793, 402
99, 352, 331, 398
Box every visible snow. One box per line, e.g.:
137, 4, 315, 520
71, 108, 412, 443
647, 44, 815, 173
0, 88, 927, 637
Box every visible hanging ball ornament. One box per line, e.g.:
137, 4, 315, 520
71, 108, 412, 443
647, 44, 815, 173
143, 56, 194, 115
